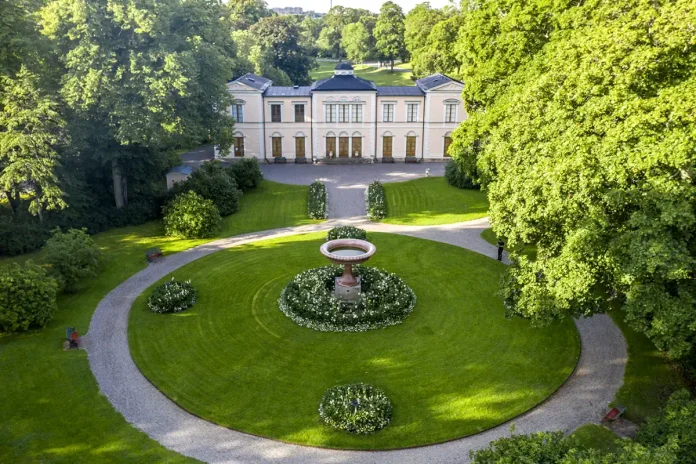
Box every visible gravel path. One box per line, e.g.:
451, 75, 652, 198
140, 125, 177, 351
87, 217, 626, 464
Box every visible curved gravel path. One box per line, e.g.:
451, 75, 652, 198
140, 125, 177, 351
87, 217, 626, 464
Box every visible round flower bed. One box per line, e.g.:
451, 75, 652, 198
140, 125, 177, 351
327, 225, 368, 241
148, 279, 197, 313
278, 265, 416, 332
319, 383, 392, 434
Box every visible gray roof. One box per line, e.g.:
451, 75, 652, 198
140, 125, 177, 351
311, 75, 377, 92
335, 62, 353, 70
264, 86, 311, 97
377, 86, 424, 96
232, 73, 272, 91
169, 165, 193, 175
415, 73, 463, 91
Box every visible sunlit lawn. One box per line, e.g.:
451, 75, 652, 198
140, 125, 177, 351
381, 177, 489, 225
0, 181, 316, 463
130, 232, 579, 449
311, 61, 414, 86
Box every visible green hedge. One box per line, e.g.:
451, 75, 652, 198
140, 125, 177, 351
163, 191, 221, 239
366, 180, 386, 220
308, 181, 327, 219
0, 262, 58, 333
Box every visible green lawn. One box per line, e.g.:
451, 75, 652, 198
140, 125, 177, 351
311, 61, 414, 86
568, 424, 621, 454
0, 181, 315, 463
381, 177, 489, 225
129, 232, 580, 449
480, 228, 538, 260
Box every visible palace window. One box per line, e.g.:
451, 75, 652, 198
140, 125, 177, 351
444, 136, 452, 157
294, 104, 305, 122
338, 104, 349, 123
325, 104, 337, 122
382, 104, 394, 122
231, 104, 244, 123
295, 137, 305, 157
271, 104, 282, 123
272, 136, 282, 157
406, 103, 418, 122
382, 136, 392, 157
352, 104, 362, 123
406, 136, 417, 157
445, 103, 457, 123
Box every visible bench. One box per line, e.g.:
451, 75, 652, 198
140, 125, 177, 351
146, 247, 163, 263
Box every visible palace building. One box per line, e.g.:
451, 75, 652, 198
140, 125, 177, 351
217, 63, 466, 162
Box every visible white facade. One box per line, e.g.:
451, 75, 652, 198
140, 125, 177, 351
217, 65, 466, 162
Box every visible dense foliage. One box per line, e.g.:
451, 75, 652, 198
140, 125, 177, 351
163, 191, 221, 239
319, 383, 392, 434
227, 158, 263, 192
308, 181, 327, 219
374, 2, 407, 71
148, 279, 197, 313
445, 159, 478, 190
327, 226, 368, 241
636, 390, 696, 463
173, 161, 242, 217
0, 262, 57, 332
278, 265, 416, 332
366, 180, 387, 220
43, 228, 102, 293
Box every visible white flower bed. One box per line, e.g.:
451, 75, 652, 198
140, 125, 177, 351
148, 278, 197, 313
319, 383, 392, 434
278, 265, 416, 332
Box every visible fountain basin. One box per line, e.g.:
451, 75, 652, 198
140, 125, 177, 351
320, 239, 376, 302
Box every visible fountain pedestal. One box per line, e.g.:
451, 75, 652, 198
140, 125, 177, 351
320, 239, 376, 304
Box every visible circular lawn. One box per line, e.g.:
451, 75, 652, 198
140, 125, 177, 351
128, 232, 579, 449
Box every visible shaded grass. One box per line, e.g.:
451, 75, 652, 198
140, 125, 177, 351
381, 177, 489, 225
0, 181, 315, 463
480, 228, 538, 261
311, 61, 414, 86
568, 424, 621, 454
129, 233, 580, 450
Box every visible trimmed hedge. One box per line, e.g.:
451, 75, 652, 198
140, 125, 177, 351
308, 181, 328, 219
0, 262, 58, 333
445, 158, 479, 189
163, 191, 221, 239
319, 383, 392, 434
327, 225, 368, 241
366, 180, 386, 220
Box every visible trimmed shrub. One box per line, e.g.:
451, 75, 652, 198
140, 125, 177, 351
327, 225, 368, 241
365, 180, 386, 220
43, 228, 102, 293
319, 383, 392, 434
308, 181, 327, 219
163, 191, 221, 239
228, 158, 263, 191
0, 262, 58, 332
0, 216, 51, 256
148, 279, 197, 313
174, 161, 242, 216
445, 158, 479, 189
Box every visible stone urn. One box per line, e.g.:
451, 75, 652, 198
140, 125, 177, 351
319, 239, 376, 303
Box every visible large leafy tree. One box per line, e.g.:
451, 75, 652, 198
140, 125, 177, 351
40, 0, 236, 209
341, 23, 370, 63
404, 2, 446, 57
318, 6, 373, 59
224, 0, 270, 31
374, 1, 407, 71
0, 67, 67, 220
451, 0, 696, 358
411, 13, 464, 78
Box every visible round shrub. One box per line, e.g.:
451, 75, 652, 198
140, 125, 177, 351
327, 225, 368, 241
148, 279, 197, 313
174, 161, 242, 216
445, 159, 479, 189
43, 228, 102, 293
319, 383, 392, 434
0, 262, 58, 332
227, 158, 263, 191
163, 191, 222, 239
278, 265, 416, 332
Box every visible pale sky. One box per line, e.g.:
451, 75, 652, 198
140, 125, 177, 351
266, 0, 454, 14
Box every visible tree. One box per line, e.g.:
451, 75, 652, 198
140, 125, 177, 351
451, 0, 696, 358
41, 0, 236, 209
232, 29, 293, 86
163, 191, 221, 239
299, 15, 323, 56
0, 261, 58, 333
43, 228, 102, 293
404, 3, 446, 56
173, 161, 242, 216
0, 67, 67, 220
637, 390, 696, 464
224, 0, 271, 31
411, 13, 464, 78
318, 6, 373, 59
251, 16, 316, 85
374, 2, 407, 71
341, 23, 370, 63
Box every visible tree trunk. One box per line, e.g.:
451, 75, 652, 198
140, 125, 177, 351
390, 60, 394, 72
4, 190, 19, 215
111, 159, 126, 208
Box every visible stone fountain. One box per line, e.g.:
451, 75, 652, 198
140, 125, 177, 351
319, 239, 376, 303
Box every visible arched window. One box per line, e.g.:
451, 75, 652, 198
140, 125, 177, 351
338, 132, 349, 157
444, 132, 453, 157
382, 132, 393, 158
233, 132, 245, 157
351, 132, 363, 158
294, 131, 306, 138
270, 132, 282, 158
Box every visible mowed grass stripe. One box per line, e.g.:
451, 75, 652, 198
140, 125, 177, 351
129, 232, 579, 449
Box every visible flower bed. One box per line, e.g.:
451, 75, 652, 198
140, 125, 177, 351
308, 181, 328, 219
366, 180, 386, 220
319, 383, 392, 434
278, 265, 416, 332
148, 279, 197, 313
327, 225, 368, 241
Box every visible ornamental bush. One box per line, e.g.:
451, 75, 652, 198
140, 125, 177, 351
174, 161, 242, 216
319, 383, 392, 434
365, 180, 386, 220
43, 228, 102, 293
308, 181, 327, 219
0, 262, 58, 332
278, 265, 416, 332
163, 191, 221, 239
445, 159, 479, 189
227, 158, 263, 191
327, 225, 368, 241
148, 279, 197, 313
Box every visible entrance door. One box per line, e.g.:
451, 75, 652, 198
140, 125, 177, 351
406, 136, 416, 157
383, 136, 392, 157
444, 136, 452, 157
272, 137, 282, 157
295, 137, 305, 158
351, 137, 362, 157
339, 137, 349, 157
326, 137, 336, 157
234, 137, 244, 157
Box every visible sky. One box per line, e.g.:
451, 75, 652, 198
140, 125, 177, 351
266, 0, 454, 14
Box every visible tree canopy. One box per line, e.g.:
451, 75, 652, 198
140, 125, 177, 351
374, 1, 408, 70
341, 22, 370, 63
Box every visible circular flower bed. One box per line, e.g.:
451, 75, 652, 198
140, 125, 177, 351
319, 383, 392, 434
278, 265, 416, 332
148, 279, 197, 313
